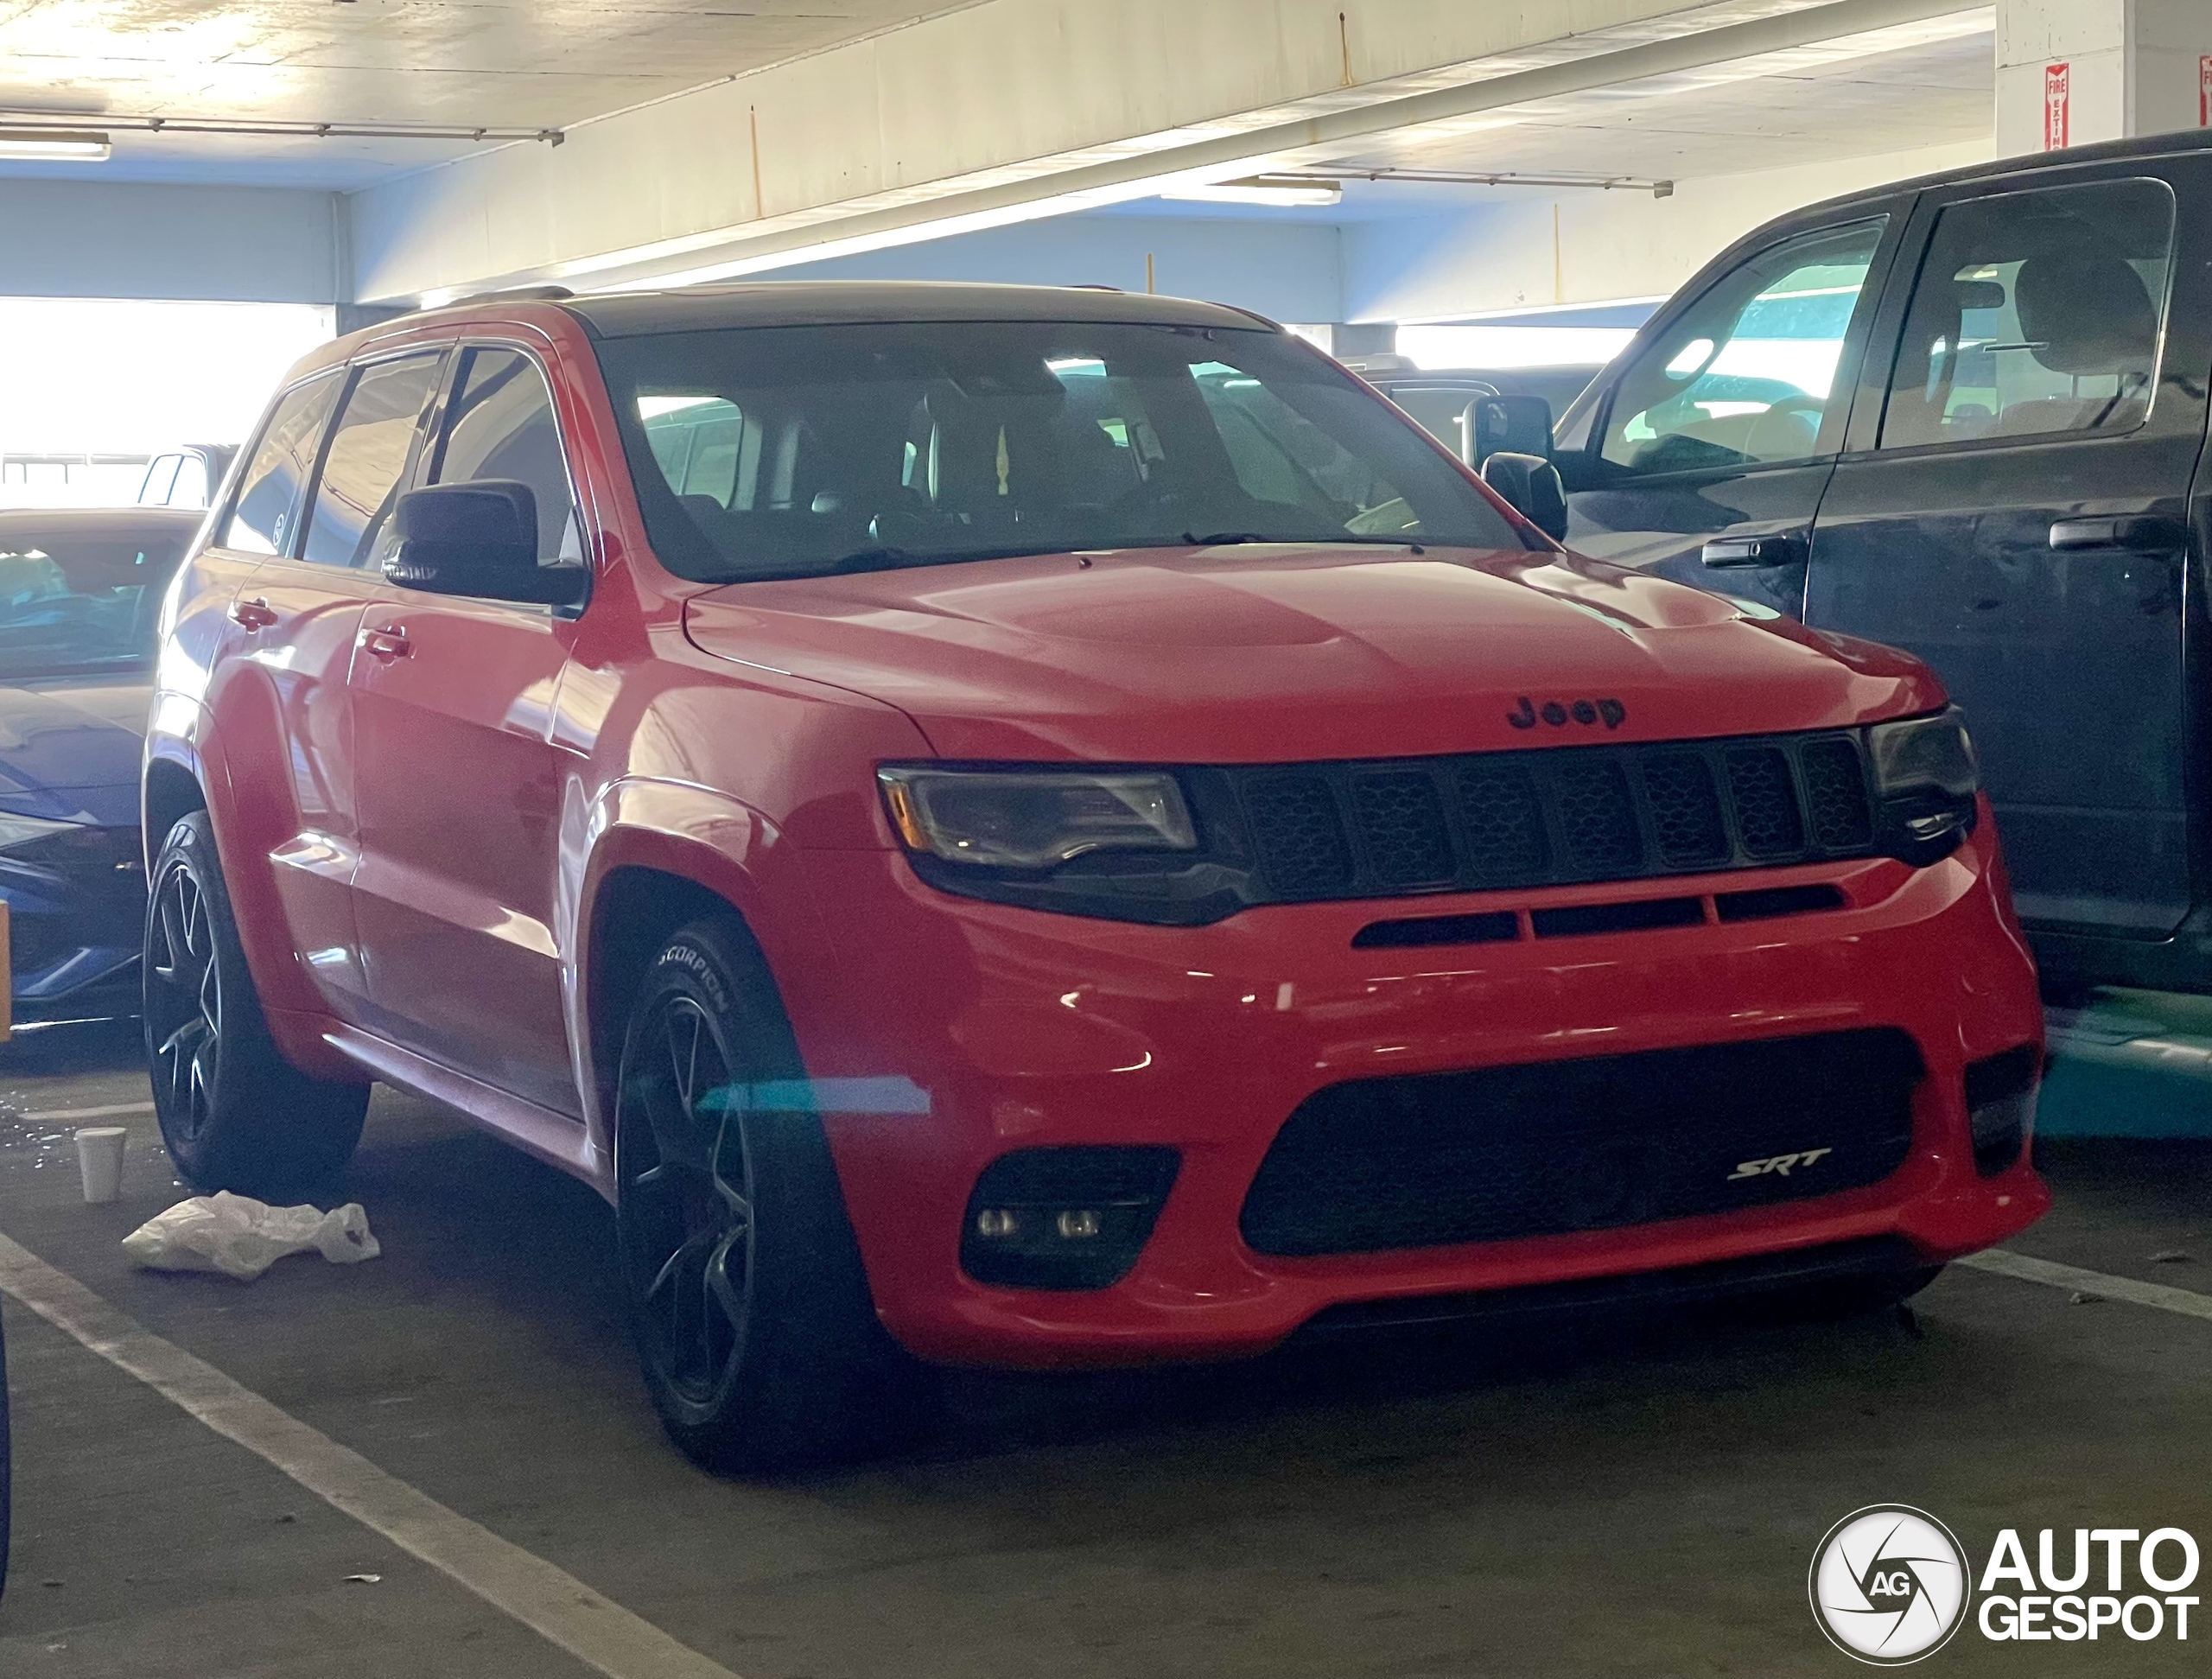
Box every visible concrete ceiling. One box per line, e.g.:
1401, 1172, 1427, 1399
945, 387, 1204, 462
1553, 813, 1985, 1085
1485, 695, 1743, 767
0, 0, 988, 187
1107, 13, 1992, 224
1322, 20, 1991, 181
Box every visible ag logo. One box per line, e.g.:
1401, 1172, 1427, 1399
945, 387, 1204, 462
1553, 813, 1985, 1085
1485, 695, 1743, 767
1810, 1505, 1970, 1664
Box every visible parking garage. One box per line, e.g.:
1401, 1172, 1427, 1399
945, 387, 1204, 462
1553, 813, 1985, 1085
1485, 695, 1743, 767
3, 3, 2212, 1675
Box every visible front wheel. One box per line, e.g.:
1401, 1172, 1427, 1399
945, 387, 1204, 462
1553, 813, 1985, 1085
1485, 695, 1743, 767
615, 919, 910, 1472
143, 811, 369, 1200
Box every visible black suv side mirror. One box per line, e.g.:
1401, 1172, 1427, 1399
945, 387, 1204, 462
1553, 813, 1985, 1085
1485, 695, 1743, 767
1482, 450, 1569, 543
1471, 394, 1554, 466
387, 481, 585, 607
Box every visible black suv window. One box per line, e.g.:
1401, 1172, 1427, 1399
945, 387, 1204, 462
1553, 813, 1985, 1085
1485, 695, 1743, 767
219, 374, 342, 556
1600, 219, 1886, 476
300, 353, 444, 569
1878, 178, 2175, 450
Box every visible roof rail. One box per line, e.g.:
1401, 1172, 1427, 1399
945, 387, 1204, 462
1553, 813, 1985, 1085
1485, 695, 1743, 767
440, 284, 576, 308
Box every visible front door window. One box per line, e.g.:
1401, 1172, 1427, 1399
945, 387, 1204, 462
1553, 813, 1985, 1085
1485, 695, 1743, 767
1600, 219, 1887, 476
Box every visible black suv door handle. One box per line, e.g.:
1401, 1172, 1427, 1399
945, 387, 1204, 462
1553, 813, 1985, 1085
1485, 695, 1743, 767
2049, 515, 2189, 551
1701, 532, 1807, 569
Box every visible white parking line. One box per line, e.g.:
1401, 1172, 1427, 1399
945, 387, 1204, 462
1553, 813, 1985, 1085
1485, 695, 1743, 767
10, 1100, 156, 1124
0, 1231, 742, 1679
1960, 1247, 2212, 1322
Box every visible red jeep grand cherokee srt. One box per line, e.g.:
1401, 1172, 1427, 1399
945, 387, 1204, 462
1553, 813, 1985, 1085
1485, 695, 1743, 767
143, 283, 2046, 1468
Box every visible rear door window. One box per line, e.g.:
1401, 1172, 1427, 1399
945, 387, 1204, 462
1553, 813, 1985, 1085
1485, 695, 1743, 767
300, 352, 446, 569
1877, 178, 2175, 450
218, 374, 343, 556
1600, 219, 1887, 475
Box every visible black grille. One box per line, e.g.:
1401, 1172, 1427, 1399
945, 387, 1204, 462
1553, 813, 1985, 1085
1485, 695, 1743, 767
1239, 1028, 1923, 1257
1228, 730, 1873, 903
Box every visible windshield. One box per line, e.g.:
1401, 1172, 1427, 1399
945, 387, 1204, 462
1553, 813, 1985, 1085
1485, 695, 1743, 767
0, 529, 190, 679
595, 319, 1523, 582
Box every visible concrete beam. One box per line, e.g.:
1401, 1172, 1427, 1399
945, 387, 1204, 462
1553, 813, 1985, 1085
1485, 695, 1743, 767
346, 0, 1974, 302
0, 180, 340, 304
1344, 137, 1992, 323
768, 214, 1343, 324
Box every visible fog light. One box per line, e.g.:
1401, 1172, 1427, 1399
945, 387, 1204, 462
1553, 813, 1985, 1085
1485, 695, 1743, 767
961, 1146, 1180, 1290
1965, 1044, 2040, 1177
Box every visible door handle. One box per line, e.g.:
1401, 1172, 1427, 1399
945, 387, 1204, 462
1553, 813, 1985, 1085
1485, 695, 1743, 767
2048, 515, 2189, 551
228, 596, 278, 632
360, 626, 411, 661
1701, 532, 1807, 569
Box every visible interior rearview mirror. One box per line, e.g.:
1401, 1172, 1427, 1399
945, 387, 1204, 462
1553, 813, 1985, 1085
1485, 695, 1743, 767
1471, 394, 1554, 466
1481, 450, 1569, 543
387, 481, 584, 607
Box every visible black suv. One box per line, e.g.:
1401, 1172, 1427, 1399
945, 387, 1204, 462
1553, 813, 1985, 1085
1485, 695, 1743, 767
1531, 129, 2212, 996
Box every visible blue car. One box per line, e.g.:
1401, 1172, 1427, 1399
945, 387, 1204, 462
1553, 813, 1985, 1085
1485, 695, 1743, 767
0, 506, 200, 1026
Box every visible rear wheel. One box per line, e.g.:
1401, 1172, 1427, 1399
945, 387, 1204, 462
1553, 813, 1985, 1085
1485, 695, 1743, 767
143, 811, 369, 1199
615, 918, 908, 1472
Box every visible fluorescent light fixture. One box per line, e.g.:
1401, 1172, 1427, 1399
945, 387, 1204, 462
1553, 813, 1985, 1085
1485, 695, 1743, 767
1161, 175, 1341, 208
0, 128, 111, 161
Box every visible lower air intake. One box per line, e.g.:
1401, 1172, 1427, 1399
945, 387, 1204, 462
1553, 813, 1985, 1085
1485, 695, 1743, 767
1239, 1029, 1923, 1256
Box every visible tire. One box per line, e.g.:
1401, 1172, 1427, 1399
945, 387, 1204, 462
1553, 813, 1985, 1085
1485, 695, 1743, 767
614, 918, 908, 1472
143, 811, 369, 1200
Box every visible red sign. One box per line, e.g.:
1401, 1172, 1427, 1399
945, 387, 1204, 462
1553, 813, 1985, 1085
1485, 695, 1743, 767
2044, 61, 2069, 150
2201, 54, 2211, 126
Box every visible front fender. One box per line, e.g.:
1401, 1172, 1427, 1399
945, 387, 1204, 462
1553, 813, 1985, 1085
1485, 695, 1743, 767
569, 778, 850, 1168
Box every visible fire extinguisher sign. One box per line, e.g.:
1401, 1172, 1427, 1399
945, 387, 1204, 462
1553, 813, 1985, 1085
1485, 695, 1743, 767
2044, 61, 2069, 149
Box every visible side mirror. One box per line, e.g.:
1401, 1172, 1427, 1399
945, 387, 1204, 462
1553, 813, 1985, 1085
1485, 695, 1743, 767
386, 481, 584, 607
1482, 450, 1569, 543
1471, 394, 1554, 466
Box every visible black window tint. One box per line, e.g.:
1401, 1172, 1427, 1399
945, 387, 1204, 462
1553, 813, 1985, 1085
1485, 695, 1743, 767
219, 374, 342, 556
1600, 219, 1886, 476
301, 353, 443, 569
1878, 179, 2175, 451
431, 347, 582, 563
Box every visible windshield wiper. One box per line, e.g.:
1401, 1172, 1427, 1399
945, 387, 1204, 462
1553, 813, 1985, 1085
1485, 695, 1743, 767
1180, 531, 1427, 552
820, 543, 1056, 576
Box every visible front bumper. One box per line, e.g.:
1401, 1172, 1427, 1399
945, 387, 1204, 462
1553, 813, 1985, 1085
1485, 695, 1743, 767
0, 824, 145, 1022
786, 805, 2046, 1369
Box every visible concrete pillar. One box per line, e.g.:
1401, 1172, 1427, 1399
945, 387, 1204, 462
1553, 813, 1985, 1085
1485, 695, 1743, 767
1996, 0, 2212, 157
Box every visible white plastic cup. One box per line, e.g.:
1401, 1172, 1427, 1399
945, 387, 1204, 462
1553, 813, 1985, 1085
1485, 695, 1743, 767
76, 1126, 127, 1204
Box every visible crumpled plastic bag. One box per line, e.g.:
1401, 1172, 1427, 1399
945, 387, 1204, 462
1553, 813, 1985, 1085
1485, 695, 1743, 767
122, 1192, 380, 1281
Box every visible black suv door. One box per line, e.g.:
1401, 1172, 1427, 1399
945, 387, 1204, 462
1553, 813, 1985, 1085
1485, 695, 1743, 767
1554, 203, 1908, 619
1805, 155, 2211, 965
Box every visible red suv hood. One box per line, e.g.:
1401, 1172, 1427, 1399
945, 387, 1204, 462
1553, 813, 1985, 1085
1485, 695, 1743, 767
682, 544, 1942, 762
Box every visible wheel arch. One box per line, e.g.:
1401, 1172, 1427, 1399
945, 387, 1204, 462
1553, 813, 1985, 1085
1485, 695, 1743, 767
142, 756, 208, 867
577, 814, 806, 1152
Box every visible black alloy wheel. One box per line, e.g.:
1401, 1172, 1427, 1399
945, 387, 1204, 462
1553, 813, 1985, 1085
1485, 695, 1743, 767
142, 811, 369, 1199
145, 855, 221, 1148
620, 990, 756, 1413
613, 919, 912, 1472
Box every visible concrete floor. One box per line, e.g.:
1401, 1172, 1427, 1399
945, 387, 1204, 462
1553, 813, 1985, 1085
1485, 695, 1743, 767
0, 1019, 2206, 1677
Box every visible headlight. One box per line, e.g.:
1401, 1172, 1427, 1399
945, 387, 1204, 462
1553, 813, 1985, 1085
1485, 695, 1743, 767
879, 768, 1197, 868
1867, 707, 1979, 862
0, 812, 84, 855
